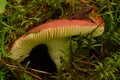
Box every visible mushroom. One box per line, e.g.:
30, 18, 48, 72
9, 9, 105, 72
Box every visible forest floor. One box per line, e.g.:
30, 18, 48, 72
0, 0, 120, 80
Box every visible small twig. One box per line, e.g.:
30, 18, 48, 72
29, 68, 52, 75
2, 61, 17, 68
74, 60, 97, 66
2, 60, 51, 75
100, 41, 105, 58
1, 61, 44, 80
72, 62, 87, 73
72, 62, 97, 73
25, 71, 43, 80
92, 54, 99, 61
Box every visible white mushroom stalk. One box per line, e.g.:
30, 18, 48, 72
9, 11, 105, 72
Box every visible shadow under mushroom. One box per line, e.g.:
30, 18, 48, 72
21, 44, 57, 73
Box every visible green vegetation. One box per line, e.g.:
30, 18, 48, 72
0, 0, 120, 80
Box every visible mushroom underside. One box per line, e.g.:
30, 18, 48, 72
10, 25, 104, 61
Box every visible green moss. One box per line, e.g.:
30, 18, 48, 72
0, 0, 119, 80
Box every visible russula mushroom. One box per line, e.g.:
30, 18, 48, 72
9, 9, 105, 72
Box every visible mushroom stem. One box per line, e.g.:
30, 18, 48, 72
45, 38, 69, 71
